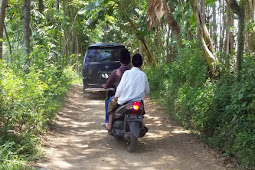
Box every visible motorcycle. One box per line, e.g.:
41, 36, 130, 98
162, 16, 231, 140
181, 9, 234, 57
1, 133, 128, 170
105, 88, 148, 152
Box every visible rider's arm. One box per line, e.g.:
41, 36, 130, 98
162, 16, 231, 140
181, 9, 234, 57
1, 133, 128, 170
104, 70, 116, 89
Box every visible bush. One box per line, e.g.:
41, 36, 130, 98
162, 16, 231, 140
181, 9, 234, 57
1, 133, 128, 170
0, 140, 27, 169
145, 47, 255, 168
0, 60, 78, 168
210, 55, 255, 167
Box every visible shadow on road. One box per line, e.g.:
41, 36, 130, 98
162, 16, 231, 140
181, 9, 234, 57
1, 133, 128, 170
36, 85, 231, 170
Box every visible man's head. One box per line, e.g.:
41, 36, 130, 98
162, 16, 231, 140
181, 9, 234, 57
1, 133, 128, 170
120, 49, 130, 65
132, 53, 143, 67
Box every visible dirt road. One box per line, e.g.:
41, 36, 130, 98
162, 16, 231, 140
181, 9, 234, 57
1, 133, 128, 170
36, 85, 233, 170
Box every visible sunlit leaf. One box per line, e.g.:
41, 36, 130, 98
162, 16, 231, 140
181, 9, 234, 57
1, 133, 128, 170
206, 0, 217, 6
190, 14, 196, 27
78, 0, 105, 15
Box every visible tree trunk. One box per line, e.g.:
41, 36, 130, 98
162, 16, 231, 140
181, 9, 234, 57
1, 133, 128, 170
38, 0, 43, 14
121, 4, 156, 66
236, 11, 245, 80
201, 0, 206, 24
161, 0, 181, 59
62, 0, 67, 59
245, 0, 255, 52
139, 41, 144, 56
75, 33, 79, 73
225, 0, 245, 80
0, 0, 7, 60
63, 0, 66, 12
161, 0, 180, 39
213, 4, 217, 50
56, 0, 59, 10
219, 0, 225, 53
38, 0, 43, 23
224, 5, 234, 55
23, 0, 30, 62
201, 0, 206, 59
162, 0, 182, 58
190, 0, 217, 78
54, 0, 59, 61
244, 0, 255, 22
146, 0, 181, 59
4, 23, 11, 56
69, 0, 75, 55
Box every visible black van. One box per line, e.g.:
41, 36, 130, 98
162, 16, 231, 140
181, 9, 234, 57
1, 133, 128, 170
82, 43, 125, 93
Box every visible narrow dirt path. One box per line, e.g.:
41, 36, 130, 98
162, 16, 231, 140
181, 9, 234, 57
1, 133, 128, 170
36, 85, 234, 170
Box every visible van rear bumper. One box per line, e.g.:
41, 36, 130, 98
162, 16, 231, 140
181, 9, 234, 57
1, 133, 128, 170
85, 88, 107, 92
83, 78, 107, 93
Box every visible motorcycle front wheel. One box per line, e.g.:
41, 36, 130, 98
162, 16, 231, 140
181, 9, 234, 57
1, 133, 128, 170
126, 132, 137, 152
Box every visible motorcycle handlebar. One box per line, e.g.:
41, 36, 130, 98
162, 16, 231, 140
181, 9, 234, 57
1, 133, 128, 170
107, 88, 115, 92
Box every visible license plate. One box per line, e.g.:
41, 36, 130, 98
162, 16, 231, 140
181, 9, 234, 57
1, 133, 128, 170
126, 115, 143, 122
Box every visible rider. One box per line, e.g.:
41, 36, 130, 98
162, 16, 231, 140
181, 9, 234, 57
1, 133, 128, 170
102, 49, 130, 89
102, 49, 131, 127
106, 53, 150, 130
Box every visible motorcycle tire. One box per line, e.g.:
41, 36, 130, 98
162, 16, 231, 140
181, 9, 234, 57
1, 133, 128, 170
126, 132, 137, 152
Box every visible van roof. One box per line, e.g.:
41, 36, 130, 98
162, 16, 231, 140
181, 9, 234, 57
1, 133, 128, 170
88, 43, 125, 48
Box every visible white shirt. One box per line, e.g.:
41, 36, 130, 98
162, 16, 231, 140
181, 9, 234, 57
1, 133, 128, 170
115, 67, 150, 105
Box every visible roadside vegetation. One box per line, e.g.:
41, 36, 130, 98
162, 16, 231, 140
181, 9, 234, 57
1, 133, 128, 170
0, 60, 79, 169
145, 47, 255, 169
0, 0, 254, 169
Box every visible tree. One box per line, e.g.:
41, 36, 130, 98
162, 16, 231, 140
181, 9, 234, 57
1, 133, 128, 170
38, 0, 44, 24
245, 0, 255, 53
224, 5, 234, 55
56, 0, 59, 10
120, 3, 156, 66
146, 0, 181, 60
225, 0, 246, 80
23, 0, 30, 62
212, 3, 217, 50
190, 0, 217, 78
0, 0, 7, 60
38, 0, 44, 14
147, 0, 180, 40
117, 0, 156, 66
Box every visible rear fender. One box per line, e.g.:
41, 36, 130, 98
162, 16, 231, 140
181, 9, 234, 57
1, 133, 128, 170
129, 122, 140, 138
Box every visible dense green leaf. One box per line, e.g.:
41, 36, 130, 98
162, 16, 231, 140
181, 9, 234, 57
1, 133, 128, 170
206, 0, 217, 6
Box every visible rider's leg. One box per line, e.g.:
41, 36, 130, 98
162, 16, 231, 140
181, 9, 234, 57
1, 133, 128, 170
106, 112, 113, 130
105, 97, 118, 130
105, 96, 114, 123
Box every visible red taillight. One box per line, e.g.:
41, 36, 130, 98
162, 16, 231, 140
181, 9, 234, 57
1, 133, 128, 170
132, 102, 140, 111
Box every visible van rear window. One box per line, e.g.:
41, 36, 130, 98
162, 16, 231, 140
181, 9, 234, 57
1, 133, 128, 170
86, 48, 122, 62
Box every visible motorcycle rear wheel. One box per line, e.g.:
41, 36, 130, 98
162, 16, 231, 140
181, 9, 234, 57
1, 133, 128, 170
126, 132, 137, 152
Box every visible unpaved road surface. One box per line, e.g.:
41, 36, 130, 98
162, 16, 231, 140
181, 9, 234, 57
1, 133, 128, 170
36, 85, 234, 170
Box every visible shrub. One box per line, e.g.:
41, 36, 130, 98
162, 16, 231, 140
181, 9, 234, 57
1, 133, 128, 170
0, 59, 78, 168
145, 47, 255, 168
0, 139, 27, 169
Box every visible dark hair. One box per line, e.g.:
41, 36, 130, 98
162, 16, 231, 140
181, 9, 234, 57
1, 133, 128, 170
132, 53, 143, 67
120, 49, 130, 65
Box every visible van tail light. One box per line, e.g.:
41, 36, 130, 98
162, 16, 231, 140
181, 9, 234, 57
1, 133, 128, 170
132, 102, 140, 111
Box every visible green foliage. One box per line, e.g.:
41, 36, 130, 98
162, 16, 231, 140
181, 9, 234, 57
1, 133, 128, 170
145, 42, 255, 169
209, 55, 255, 167
0, 139, 27, 169
1, 0, 254, 168
206, 0, 217, 6
78, 0, 105, 15
0, 58, 78, 168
